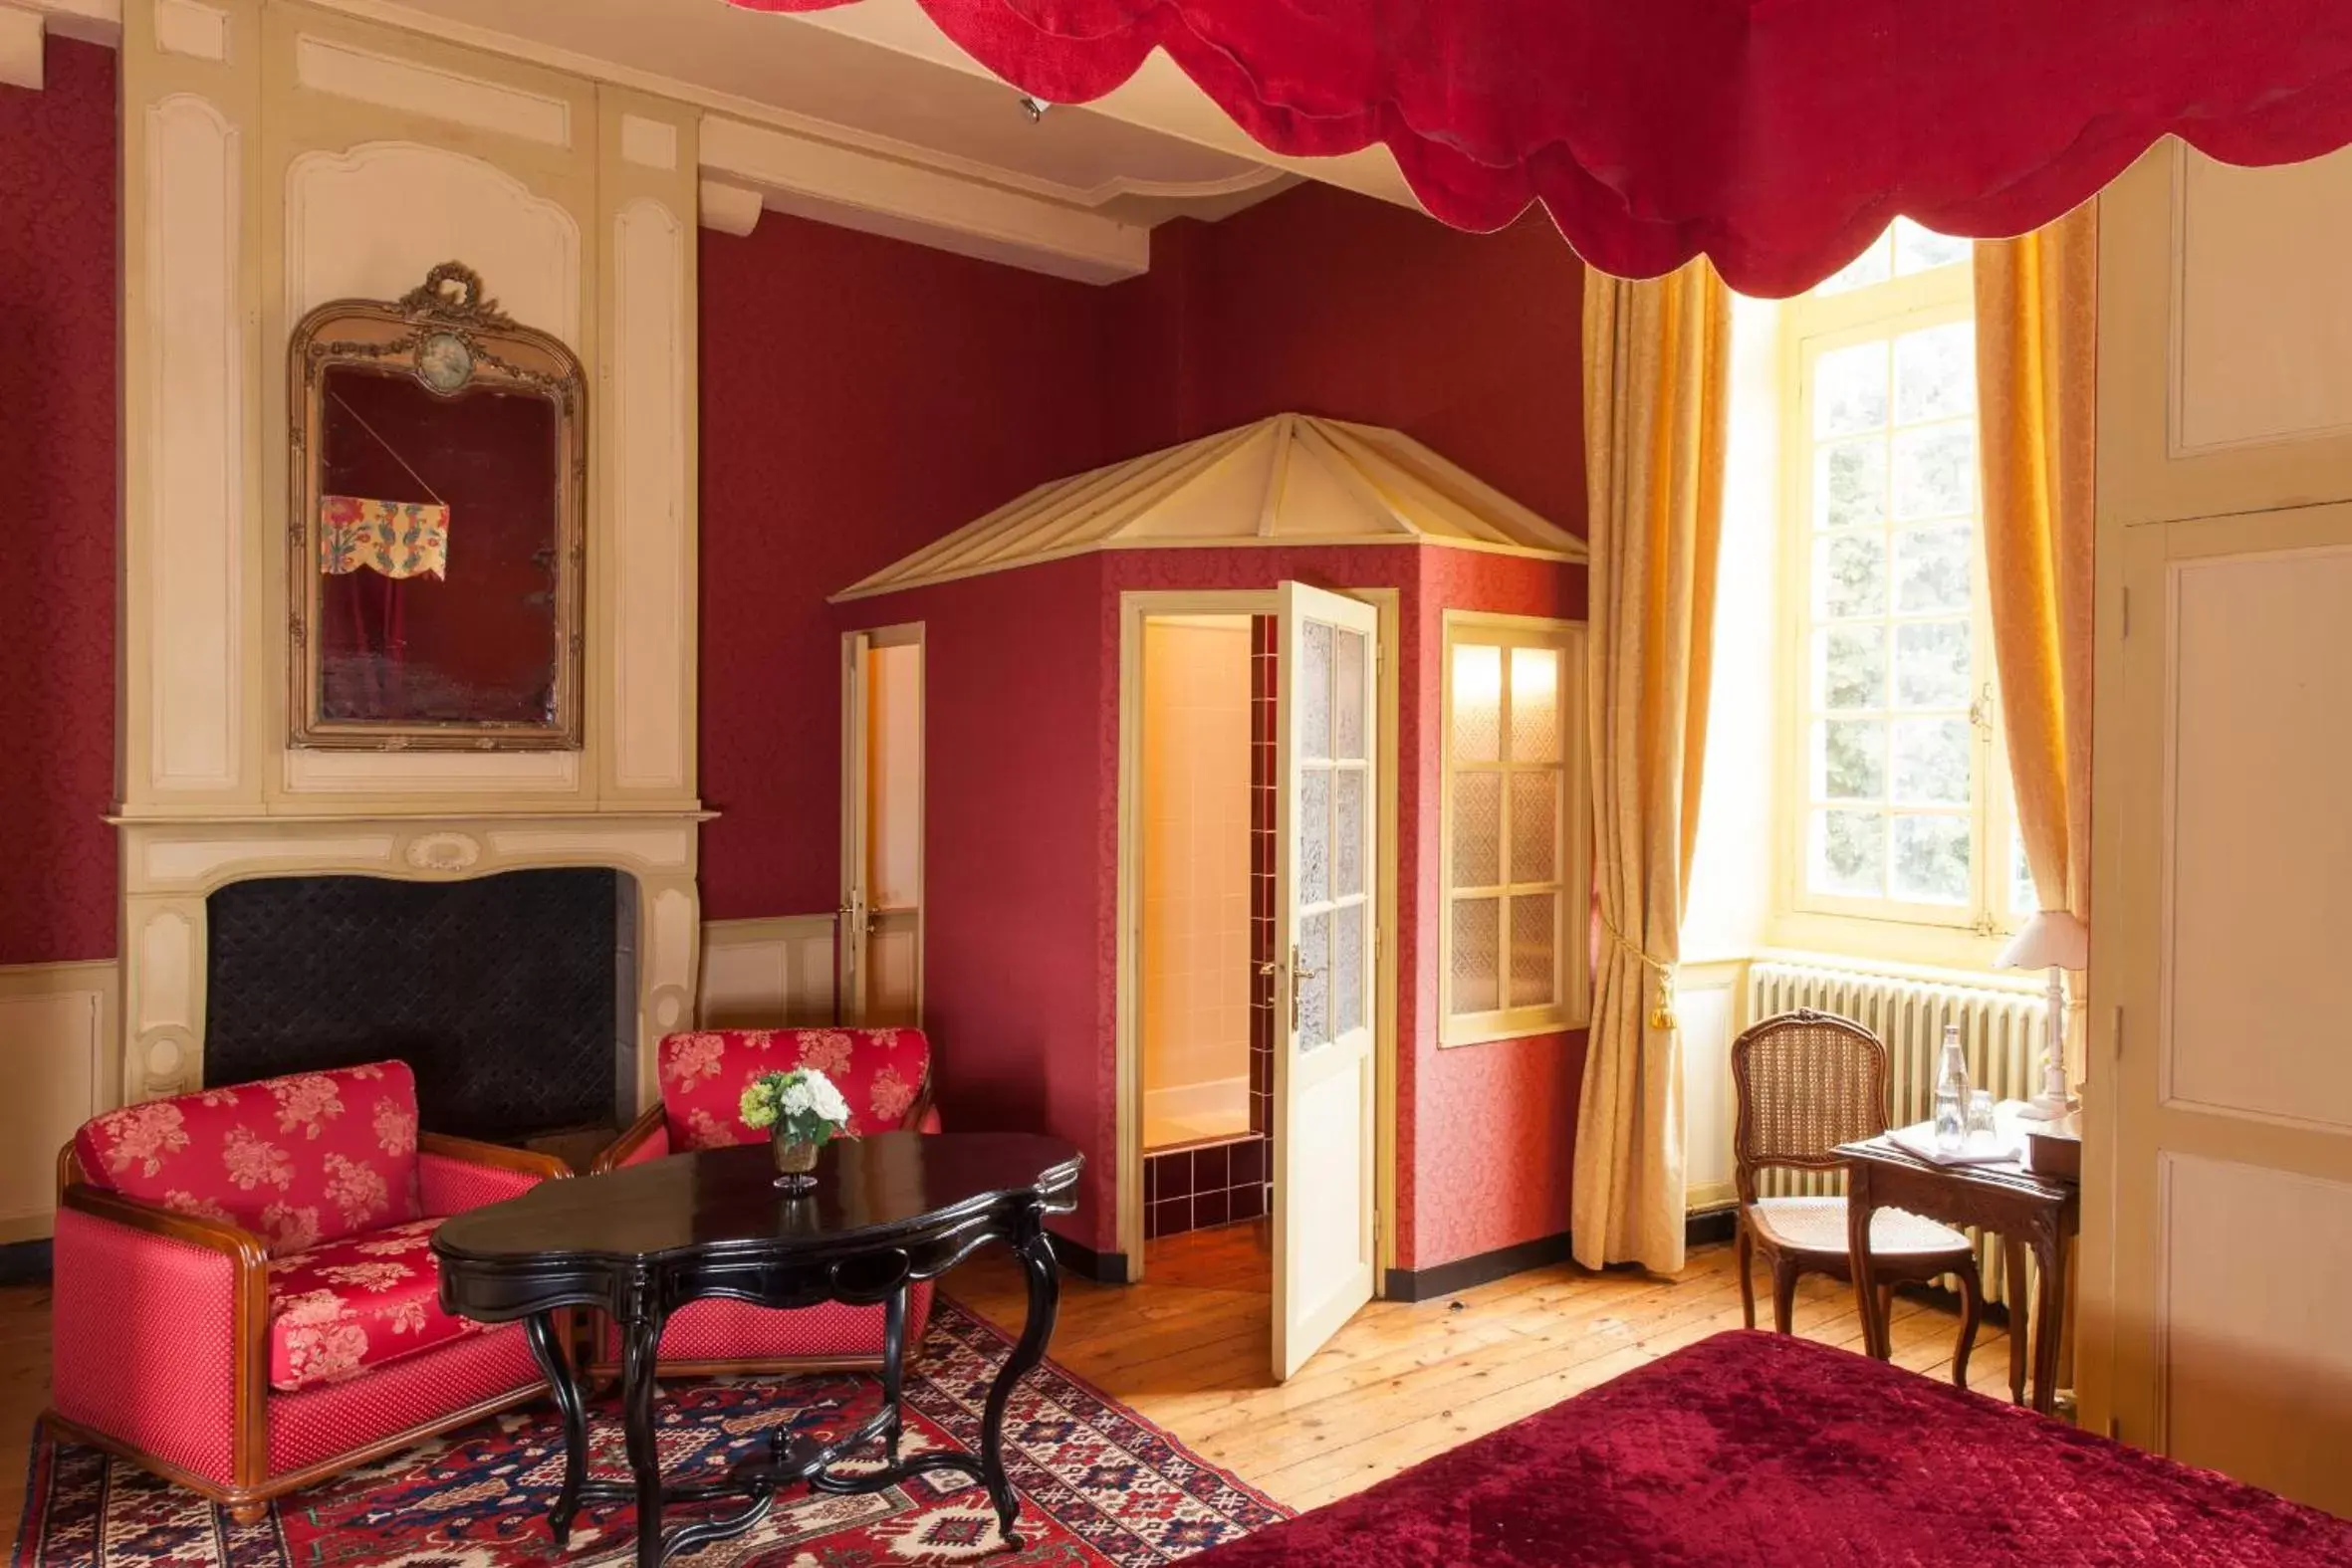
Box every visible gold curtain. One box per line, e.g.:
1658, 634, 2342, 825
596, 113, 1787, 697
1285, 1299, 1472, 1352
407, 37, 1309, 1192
1572, 258, 1733, 1274
1976, 208, 2097, 1070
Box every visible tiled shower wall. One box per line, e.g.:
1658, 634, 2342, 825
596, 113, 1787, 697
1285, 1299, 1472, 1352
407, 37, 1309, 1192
1142, 616, 1279, 1244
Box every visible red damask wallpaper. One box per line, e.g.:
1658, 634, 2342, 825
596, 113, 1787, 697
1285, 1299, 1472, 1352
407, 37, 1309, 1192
0, 40, 118, 967
697, 214, 1116, 922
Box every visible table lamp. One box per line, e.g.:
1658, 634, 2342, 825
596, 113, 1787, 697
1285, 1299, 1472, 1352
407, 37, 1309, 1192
1997, 909, 2090, 1121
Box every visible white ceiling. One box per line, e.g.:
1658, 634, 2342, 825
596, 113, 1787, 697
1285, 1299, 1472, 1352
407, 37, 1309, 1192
318, 0, 1416, 227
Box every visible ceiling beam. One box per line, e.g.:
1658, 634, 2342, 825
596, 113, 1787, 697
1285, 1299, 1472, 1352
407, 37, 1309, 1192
700, 115, 1150, 284
774, 0, 1422, 213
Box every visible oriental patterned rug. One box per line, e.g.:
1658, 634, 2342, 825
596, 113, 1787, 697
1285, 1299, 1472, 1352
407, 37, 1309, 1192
13, 1300, 1287, 1568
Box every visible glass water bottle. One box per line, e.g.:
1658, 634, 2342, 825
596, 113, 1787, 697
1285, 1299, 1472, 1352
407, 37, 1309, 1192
1933, 1023, 1972, 1151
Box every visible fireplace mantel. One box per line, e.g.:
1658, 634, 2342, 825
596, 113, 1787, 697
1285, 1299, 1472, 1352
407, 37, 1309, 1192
115, 809, 708, 1110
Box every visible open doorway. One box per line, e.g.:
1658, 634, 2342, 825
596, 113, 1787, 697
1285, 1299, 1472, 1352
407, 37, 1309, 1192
840, 624, 923, 1026
1119, 584, 1393, 1383
1137, 613, 1274, 1287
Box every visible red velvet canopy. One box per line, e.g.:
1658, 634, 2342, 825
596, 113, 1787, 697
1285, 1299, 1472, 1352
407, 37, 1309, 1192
727, 0, 2352, 296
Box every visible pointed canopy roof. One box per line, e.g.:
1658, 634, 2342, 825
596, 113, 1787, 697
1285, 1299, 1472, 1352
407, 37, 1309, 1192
830, 413, 1585, 601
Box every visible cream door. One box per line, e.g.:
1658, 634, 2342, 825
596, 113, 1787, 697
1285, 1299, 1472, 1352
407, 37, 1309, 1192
840, 628, 923, 1026
2085, 140, 2352, 1516
1273, 582, 1380, 1380
2105, 514, 2352, 1514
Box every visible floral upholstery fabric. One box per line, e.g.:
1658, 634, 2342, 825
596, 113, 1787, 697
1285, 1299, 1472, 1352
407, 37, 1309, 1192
72, 1061, 423, 1256
656, 1028, 932, 1152
263, 1218, 479, 1392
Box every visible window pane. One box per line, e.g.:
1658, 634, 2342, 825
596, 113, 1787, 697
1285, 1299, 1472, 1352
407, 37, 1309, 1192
1452, 771, 1501, 887
1300, 620, 1333, 761
1298, 908, 1332, 1047
1451, 896, 1501, 1014
1894, 620, 1971, 708
1891, 814, 1972, 904
1299, 765, 1330, 904
1809, 808, 1885, 897
2009, 828, 2036, 914
1509, 646, 1562, 763
1510, 771, 1559, 883
1813, 341, 1890, 437
1894, 218, 1969, 275
1450, 643, 1502, 761
1814, 439, 1889, 530
1815, 625, 1888, 710
1892, 423, 1977, 520
1892, 717, 1972, 804
1894, 521, 1974, 613
1815, 719, 1886, 800
1814, 234, 1893, 296
1334, 768, 1364, 897
1894, 322, 1975, 423
1334, 627, 1366, 761
1334, 901, 1364, 1037
1509, 893, 1557, 1008
1813, 532, 1886, 619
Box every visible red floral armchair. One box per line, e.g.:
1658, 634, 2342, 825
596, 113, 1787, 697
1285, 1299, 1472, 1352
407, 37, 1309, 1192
590, 1027, 939, 1375
48, 1061, 567, 1522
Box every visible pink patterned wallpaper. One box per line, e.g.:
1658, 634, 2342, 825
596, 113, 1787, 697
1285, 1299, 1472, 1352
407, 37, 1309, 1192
0, 40, 118, 967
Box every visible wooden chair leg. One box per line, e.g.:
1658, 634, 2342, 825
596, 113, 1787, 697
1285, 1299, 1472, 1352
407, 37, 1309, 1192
2003, 1237, 2030, 1404
1737, 1228, 1758, 1330
1876, 1282, 1895, 1327
1771, 1258, 1798, 1335
1952, 1263, 1985, 1391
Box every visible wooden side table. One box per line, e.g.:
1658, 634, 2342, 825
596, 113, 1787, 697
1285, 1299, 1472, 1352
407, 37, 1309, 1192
1837, 1135, 2080, 1414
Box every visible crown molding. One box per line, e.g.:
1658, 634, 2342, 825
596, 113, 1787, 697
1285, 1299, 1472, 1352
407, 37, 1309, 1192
300, 0, 1279, 215
4, 0, 118, 50
699, 114, 1148, 283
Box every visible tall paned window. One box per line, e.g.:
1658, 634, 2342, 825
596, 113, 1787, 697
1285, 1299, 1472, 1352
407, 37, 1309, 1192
1787, 220, 2024, 933
1440, 614, 1590, 1043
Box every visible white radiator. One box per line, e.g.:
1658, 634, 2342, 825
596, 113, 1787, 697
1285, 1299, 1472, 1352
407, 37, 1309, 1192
1746, 960, 2047, 1312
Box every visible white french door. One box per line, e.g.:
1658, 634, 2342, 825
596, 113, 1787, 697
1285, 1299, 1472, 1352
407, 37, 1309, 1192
1273, 582, 1380, 1380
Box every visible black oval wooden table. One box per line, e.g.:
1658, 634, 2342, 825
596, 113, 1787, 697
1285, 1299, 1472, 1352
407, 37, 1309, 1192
433, 1130, 1083, 1566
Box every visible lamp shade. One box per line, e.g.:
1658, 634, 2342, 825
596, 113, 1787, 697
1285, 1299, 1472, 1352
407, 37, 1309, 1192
1997, 910, 2090, 972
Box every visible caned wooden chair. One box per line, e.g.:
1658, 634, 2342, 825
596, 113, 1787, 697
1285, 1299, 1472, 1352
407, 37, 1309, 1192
1732, 1008, 1984, 1387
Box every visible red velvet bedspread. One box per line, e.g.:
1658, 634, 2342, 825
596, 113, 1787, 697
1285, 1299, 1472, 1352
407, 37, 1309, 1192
1188, 1330, 2351, 1566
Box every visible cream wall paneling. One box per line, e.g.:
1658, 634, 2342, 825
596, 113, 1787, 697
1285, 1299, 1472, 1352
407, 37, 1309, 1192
129, 58, 259, 808
697, 915, 843, 1028
1676, 958, 1749, 1214
152, 0, 225, 62
2098, 140, 2352, 529
598, 87, 701, 804
256, 3, 603, 810
111, 3, 708, 1117
292, 33, 572, 147
0, 963, 118, 1242
0, 8, 47, 87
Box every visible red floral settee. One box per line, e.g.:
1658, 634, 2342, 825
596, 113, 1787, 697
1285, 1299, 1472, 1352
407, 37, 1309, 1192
49, 1061, 567, 1521
590, 1027, 939, 1373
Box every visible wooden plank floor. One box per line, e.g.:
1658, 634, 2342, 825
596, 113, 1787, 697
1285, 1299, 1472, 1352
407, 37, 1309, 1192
952, 1222, 2022, 1511
0, 1225, 2016, 1535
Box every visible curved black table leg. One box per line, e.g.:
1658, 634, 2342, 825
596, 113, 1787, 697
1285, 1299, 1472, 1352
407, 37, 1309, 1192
619, 1309, 670, 1568
978, 1222, 1060, 1551
880, 1284, 908, 1466
523, 1312, 587, 1549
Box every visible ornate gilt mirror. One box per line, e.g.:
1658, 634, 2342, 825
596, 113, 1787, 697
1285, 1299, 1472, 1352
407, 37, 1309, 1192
288, 263, 586, 751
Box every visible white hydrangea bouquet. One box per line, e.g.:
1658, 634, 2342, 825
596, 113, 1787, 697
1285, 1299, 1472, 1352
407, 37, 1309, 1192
741, 1066, 852, 1191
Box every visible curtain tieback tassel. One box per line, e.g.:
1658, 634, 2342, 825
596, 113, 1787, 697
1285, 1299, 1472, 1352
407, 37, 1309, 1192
1600, 912, 1679, 1031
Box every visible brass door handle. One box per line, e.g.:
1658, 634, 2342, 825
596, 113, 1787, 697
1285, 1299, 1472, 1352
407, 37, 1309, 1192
1287, 943, 1321, 1031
